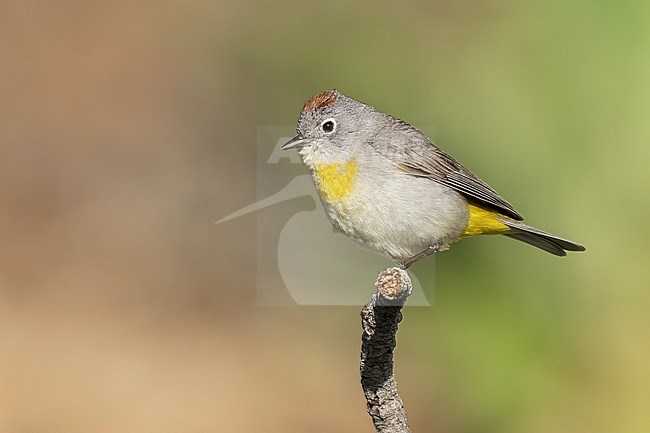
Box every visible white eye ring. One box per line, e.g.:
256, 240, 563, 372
321, 118, 337, 134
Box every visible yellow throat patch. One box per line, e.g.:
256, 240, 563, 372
462, 203, 510, 237
312, 159, 359, 202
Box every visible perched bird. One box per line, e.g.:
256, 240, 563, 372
282, 90, 585, 268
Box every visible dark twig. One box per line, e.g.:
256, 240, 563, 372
360, 267, 412, 433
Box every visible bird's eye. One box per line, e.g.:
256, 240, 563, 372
321, 119, 336, 134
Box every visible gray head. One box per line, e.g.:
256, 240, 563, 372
282, 90, 384, 165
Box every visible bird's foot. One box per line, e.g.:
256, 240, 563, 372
399, 244, 440, 269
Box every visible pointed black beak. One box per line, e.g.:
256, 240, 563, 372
281, 135, 309, 150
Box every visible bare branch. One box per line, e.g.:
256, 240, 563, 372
360, 267, 412, 433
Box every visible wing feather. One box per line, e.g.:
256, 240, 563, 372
379, 118, 524, 220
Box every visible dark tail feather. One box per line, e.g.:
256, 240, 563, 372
499, 219, 586, 257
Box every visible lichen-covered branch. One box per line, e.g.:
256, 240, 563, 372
360, 267, 412, 433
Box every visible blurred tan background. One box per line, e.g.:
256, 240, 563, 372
1, 1, 649, 432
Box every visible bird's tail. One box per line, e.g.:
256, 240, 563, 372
499, 218, 586, 256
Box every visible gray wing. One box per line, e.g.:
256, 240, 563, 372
378, 118, 524, 221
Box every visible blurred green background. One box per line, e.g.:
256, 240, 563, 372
1, 1, 649, 432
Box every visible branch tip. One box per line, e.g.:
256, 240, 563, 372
375, 267, 412, 304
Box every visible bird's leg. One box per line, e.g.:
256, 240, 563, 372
399, 244, 440, 269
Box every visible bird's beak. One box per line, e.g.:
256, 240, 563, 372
281, 135, 309, 150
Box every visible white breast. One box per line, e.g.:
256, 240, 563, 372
315, 160, 470, 262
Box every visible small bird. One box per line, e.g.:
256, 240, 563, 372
282, 90, 585, 268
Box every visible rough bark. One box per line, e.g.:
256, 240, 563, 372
360, 267, 412, 433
